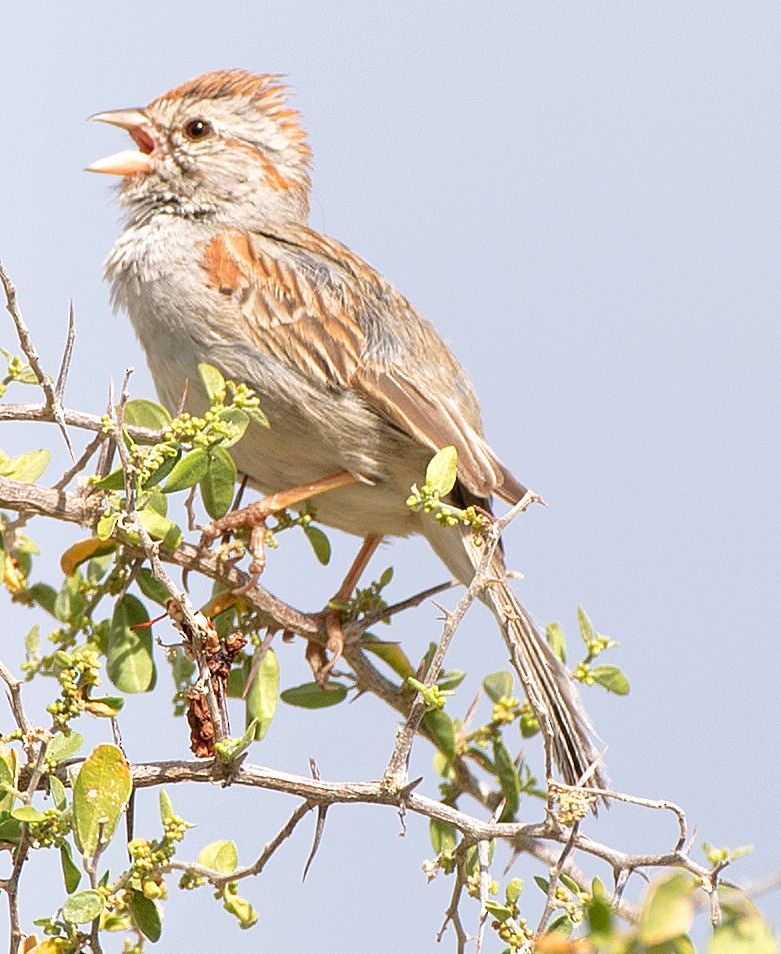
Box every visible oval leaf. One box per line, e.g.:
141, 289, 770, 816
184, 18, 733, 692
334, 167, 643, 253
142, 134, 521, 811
163, 447, 209, 493
129, 890, 162, 942
361, 635, 415, 679
60, 841, 82, 894
422, 709, 455, 761
216, 407, 249, 447
545, 622, 567, 663
62, 889, 104, 925
123, 399, 171, 431
73, 744, 132, 856
429, 818, 457, 857
11, 805, 46, 823
280, 681, 348, 709
493, 738, 521, 821
425, 446, 458, 495
591, 665, 630, 696
198, 839, 238, 874
201, 446, 237, 519
245, 648, 279, 741
198, 363, 225, 402
108, 594, 156, 693
137, 507, 182, 550
0, 449, 50, 483
303, 525, 331, 565
639, 874, 694, 945
47, 731, 84, 765
483, 671, 514, 704
135, 566, 171, 606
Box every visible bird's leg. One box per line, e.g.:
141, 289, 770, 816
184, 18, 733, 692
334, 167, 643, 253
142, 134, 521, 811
308, 533, 383, 682
202, 470, 358, 581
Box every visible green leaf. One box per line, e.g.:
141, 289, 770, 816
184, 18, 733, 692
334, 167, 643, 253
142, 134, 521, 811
547, 913, 574, 936
280, 681, 348, 708
586, 891, 613, 938
216, 407, 250, 447
123, 399, 171, 431
0, 448, 50, 483
638, 874, 694, 945
591, 665, 630, 695
86, 552, 114, 584
484, 901, 513, 921
244, 405, 270, 429
303, 524, 331, 565
159, 789, 174, 823
198, 363, 226, 402
96, 510, 120, 540
53, 574, 84, 624
464, 840, 495, 876
505, 878, 523, 904
245, 648, 279, 741
221, 886, 258, 929
437, 670, 466, 691
163, 447, 209, 493
142, 447, 180, 488
92, 467, 126, 491
422, 709, 455, 761
129, 890, 162, 942
60, 841, 82, 893
425, 446, 458, 495
577, 605, 595, 645
137, 507, 183, 550
108, 594, 156, 693
201, 446, 237, 519
483, 671, 513, 703
11, 805, 46, 823
0, 755, 16, 812
560, 872, 581, 894
25, 624, 40, 656
198, 839, 238, 874
710, 890, 778, 954
27, 582, 57, 615
62, 888, 104, 924
429, 818, 457, 857
73, 744, 132, 857
82, 696, 125, 718
215, 720, 258, 764
492, 738, 521, 821
545, 622, 567, 664
135, 566, 171, 606
361, 635, 416, 679
48, 775, 67, 811
0, 811, 22, 845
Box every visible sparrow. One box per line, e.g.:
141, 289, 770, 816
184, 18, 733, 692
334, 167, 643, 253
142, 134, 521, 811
88, 70, 606, 791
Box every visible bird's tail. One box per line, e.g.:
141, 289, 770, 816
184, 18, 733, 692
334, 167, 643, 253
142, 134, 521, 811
480, 565, 608, 792
420, 512, 608, 794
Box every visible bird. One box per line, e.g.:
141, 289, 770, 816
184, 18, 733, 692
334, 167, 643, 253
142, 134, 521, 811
87, 69, 606, 792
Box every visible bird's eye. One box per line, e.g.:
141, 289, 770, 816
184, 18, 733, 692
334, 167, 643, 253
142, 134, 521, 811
183, 118, 213, 141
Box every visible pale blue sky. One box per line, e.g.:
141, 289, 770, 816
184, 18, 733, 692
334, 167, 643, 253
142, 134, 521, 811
1, 2, 779, 949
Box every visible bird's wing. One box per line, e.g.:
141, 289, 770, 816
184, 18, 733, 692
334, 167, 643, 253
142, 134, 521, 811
199, 226, 526, 502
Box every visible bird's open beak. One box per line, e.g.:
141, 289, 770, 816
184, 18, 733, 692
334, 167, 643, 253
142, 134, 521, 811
86, 108, 156, 176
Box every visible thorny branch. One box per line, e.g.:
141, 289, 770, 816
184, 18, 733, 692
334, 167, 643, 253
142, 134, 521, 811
1, 264, 777, 950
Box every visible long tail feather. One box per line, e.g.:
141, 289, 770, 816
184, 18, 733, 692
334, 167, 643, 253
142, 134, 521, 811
481, 564, 608, 792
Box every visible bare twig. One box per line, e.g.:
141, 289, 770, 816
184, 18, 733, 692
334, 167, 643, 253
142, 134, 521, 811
166, 800, 313, 888
0, 260, 74, 460
0, 656, 33, 738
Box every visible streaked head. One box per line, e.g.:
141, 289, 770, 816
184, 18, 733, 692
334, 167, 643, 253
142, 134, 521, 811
88, 70, 312, 226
